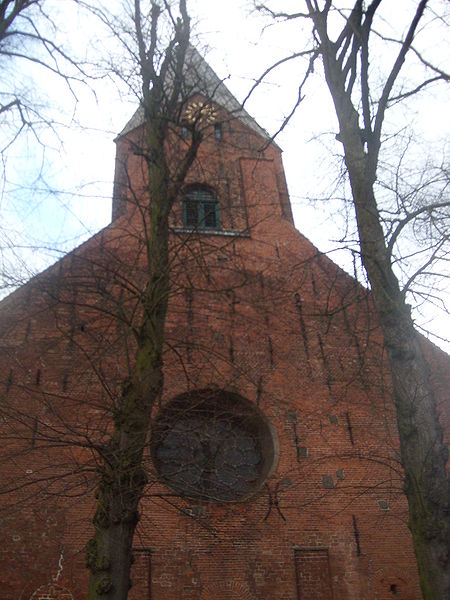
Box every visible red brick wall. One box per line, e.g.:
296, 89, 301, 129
129, 549, 152, 600
0, 95, 447, 599
294, 548, 333, 600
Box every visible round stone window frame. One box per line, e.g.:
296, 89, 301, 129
150, 389, 279, 503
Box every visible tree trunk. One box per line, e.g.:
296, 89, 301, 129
81, 2, 196, 596
86, 338, 166, 599
86, 442, 147, 598
342, 122, 449, 598
309, 11, 450, 587
86, 117, 171, 600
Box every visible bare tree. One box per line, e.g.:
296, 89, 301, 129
255, 1, 449, 597
0, 0, 88, 157
0, 0, 95, 301
76, 2, 209, 598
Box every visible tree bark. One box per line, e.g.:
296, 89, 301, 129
328, 74, 449, 600
345, 143, 450, 599
86, 211, 169, 599
307, 2, 450, 596
86, 2, 198, 597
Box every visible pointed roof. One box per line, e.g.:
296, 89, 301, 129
118, 46, 272, 142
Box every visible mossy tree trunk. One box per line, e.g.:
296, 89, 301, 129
86, 2, 202, 598
305, 1, 449, 597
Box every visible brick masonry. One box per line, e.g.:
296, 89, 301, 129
294, 548, 333, 600
0, 84, 449, 600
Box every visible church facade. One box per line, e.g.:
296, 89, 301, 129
0, 50, 448, 600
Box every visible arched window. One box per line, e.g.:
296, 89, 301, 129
182, 186, 220, 230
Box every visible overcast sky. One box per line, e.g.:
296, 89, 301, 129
1, 0, 449, 349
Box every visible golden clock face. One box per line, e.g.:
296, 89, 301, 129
184, 100, 217, 125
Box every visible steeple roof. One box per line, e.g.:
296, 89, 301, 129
118, 46, 272, 142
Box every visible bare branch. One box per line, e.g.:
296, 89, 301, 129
373, 0, 428, 155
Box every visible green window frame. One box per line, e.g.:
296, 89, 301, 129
182, 186, 221, 230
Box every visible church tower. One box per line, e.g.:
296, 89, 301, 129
0, 48, 446, 600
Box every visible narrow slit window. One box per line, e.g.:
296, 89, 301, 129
214, 123, 222, 141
